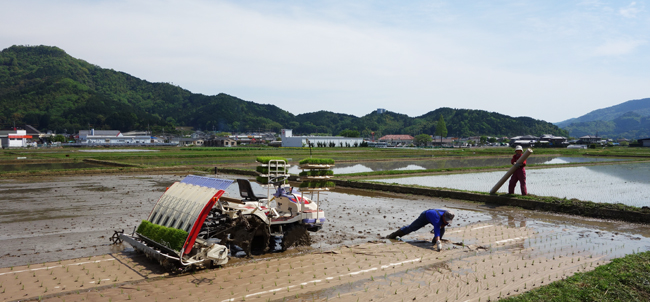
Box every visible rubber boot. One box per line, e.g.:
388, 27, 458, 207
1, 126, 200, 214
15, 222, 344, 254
385, 229, 406, 239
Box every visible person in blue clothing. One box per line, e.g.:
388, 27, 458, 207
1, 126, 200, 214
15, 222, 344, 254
385, 209, 455, 250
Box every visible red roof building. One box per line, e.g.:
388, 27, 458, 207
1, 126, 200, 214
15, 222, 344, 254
378, 135, 414, 146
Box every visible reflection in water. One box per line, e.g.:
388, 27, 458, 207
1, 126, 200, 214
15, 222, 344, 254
373, 162, 650, 207
287, 156, 628, 174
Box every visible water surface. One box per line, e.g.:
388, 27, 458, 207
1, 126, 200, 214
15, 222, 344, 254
287, 156, 629, 174
372, 162, 650, 206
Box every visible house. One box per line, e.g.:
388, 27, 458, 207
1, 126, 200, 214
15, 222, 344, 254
430, 137, 455, 146
577, 135, 602, 144
204, 137, 237, 147
0, 129, 32, 148
280, 129, 364, 147
539, 134, 568, 147
378, 134, 414, 146
172, 138, 204, 146
638, 138, 650, 147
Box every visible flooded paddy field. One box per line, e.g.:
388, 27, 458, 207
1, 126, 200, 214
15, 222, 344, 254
287, 156, 629, 174
372, 162, 650, 206
1, 173, 650, 301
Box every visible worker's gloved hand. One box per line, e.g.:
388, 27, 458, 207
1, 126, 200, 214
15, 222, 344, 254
435, 240, 442, 251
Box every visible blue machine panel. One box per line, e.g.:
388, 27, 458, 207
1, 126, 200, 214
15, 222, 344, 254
180, 175, 234, 191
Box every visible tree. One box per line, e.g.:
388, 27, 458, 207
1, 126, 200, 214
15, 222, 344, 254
52, 134, 66, 143
435, 115, 448, 142
414, 134, 432, 146
338, 129, 360, 137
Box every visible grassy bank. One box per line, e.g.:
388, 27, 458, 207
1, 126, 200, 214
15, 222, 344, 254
503, 251, 650, 301
2, 146, 649, 168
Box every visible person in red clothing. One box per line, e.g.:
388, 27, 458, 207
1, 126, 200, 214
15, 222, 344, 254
509, 145, 528, 195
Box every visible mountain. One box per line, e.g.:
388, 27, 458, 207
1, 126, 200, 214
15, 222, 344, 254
556, 98, 650, 139
0, 45, 567, 138
556, 98, 650, 127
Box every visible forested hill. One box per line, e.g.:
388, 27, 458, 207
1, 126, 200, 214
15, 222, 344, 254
555, 98, 650, 128
555, 98, 650, 139
0, 45, 567, 137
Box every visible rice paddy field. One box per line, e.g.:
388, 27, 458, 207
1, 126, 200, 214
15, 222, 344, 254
371, 162, 650, 207
1, 146, 650, 301
2, 171, 650, 302
287, 156, 630, 174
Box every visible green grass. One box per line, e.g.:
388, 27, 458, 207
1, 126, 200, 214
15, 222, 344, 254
136, 220, 188, 251
2, 146, 648, 171
299, 158, 335, 165
298, 181, 335, 188
502, 251, 650, 301
256, 156, 289, 164
298, 170, 334, 176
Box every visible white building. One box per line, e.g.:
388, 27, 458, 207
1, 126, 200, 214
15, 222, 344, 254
0, 130, 32, 148
78, 129, 152, 144
280, 129, 364, 147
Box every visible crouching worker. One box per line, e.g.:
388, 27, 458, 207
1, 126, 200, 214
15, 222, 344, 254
385, 209, 455, 251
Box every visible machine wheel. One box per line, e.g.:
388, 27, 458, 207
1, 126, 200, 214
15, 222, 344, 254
281, 224, 311, 251
229, 215, 269, 257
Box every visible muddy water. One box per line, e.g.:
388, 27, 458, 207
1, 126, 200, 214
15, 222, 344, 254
371, 162, 650, 206
0, 174, 183, 267
286, 156, 629, 174
2, 173, 649, 269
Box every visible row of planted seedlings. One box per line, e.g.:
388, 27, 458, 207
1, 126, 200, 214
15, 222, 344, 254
0, 255, 149, 301
53, 242, 435, 302
357, 223, 632, 301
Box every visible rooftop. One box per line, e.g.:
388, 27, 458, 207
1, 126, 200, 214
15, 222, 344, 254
379, 134, 415, 140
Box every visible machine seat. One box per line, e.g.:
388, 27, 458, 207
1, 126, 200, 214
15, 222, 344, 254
236, 179, 268, 201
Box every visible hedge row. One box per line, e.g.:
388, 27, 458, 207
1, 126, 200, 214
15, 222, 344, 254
299, 170, 334, 176
299, 181, 336, 188
136, 220, 189, 251
299, 158, 335, 165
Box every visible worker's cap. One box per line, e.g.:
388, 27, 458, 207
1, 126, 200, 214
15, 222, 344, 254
515, 145, 523, 151
443, 210, 455, 222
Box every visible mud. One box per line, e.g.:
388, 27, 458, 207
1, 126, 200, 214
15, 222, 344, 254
0, 174, 182, 267
1, 173, 650, 301
7, 220, 646, 302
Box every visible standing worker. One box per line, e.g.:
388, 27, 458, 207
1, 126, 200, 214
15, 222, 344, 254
385, 209, 455, 251
509, 145, 528, 195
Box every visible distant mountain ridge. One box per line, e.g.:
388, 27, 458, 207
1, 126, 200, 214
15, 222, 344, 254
0, 45, 567, 138
556, 98, 650, 127
556, 98, 650, 139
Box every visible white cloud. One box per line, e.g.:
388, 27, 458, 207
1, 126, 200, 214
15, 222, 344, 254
619, 2, 640, 18
593, 39, 646, 56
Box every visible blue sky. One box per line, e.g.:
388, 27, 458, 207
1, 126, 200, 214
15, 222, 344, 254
1, 0, 648, 122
